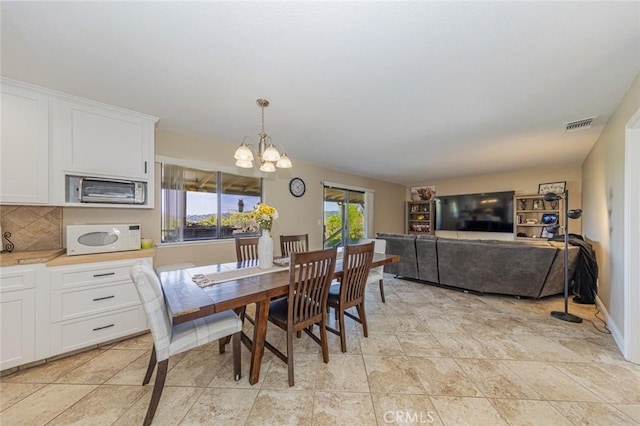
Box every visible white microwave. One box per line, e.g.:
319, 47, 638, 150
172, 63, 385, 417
66, 224, 141, 256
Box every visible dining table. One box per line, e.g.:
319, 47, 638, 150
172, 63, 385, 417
158, 252, 400, 385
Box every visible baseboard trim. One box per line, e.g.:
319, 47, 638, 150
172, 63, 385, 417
595, 295, 625, 356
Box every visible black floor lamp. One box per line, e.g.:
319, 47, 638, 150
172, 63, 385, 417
544, 191, 583, 323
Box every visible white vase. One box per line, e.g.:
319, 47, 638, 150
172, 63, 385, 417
258, 229, 273, 269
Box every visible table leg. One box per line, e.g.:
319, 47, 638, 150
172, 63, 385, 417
249, 299, 270, 385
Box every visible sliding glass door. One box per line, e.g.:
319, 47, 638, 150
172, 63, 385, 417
323, 186, 366, 248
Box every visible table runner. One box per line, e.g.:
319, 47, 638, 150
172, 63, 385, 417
193, 264, 289, 287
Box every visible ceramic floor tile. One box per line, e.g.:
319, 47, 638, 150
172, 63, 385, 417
409, 356, 481, 397
164, 349, 230, 387
105, 351, 188, 386
370, 393, 443, 425
364, 355, 425, 394
54, 349, 147, 385
312, 391, 377, 425
455, 359, 541, 399
550, 401, 638, 426
506, 334, 588, 362
431, 332, 495, 359
46, 384, 148, 425
110, 332, 153, 350
558, 337, 630, 364
502, 360, 602, 402
113, 386, 203, 426
490, 399, 573, 426
245, 389, 314, 425
0, 383, 96, 425
208, 348, 271, 388
0, 382, 45, 411
358, 333, 404, 356
395, 332, 450, 357
612, 404, 640, 423
430, 396, 509, 426
553, 362, 640, 403
315, 354, 369, 392
260, 352, 320, 389
180, 387, 259, 425
3, 348, 104, 384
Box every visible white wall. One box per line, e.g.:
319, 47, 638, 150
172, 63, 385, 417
582, 72, 640, 339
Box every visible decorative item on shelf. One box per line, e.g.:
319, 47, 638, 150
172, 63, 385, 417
416, 214, 425, 220
253, 202, 278, 269
233, 99, 293, 172
519, 199, 528, 210
543, 191, 583, 323
525, 218, 539, 225
532, 199, 545, 210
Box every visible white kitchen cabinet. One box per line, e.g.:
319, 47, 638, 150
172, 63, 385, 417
48, 257, 150, 355
49, 96, 158, 207
0, 264, 49, 370
0, 79, 49, 204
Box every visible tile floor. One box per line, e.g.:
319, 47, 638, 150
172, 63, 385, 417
1, 277, 639, 425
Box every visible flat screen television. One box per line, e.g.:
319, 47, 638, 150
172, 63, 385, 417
435, 191, 514, 233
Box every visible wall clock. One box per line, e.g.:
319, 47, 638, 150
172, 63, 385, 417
289, 177, 306, 197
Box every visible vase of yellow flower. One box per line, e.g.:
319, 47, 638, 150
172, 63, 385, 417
254, 202, 278, 269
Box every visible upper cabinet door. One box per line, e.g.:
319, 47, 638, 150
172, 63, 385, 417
0, 81, 49, 204
50, 97, 156, 181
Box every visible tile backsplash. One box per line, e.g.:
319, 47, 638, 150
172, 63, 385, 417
1, 205, 62, 252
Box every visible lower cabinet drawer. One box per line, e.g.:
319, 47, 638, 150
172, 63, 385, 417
51, 281, 141, 322
50, 306, 147, 355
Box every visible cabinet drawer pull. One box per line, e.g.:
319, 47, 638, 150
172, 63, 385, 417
93, 272, 116, 278
93, 324, 115, 331
92, 295, 115, 302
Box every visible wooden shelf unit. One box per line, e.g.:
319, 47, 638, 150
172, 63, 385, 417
514, 194, 564, 240
406, 200, 435, 235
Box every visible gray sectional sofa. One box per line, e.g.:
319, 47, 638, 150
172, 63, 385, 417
377, 233, 579, 298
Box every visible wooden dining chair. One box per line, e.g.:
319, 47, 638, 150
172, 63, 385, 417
234, 237, 260, 326
280, 233, 309, 257
130, 262, 242, 426
263, 247, 337, 386
235, 236, 259, 262
326, 241, 375, 352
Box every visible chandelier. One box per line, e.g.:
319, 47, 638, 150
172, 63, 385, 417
234, 98, 293, 172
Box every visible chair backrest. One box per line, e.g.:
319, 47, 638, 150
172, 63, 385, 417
372, 239, 386, 274
280, 234, 309, 257
235, 237, 259, 262
130, 261, 173, 361
339, 241, 375, 307
287, 247, 337, 329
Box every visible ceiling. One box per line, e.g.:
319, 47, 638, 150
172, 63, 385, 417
2, 2, 639, 186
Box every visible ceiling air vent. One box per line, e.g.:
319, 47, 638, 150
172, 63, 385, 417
565, 117, 595, 132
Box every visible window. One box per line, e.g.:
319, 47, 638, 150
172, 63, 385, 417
323, 185, 367, 248
161, 163, 262, 243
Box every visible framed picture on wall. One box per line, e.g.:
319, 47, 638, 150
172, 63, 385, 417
538, 181, 566, 194
410, 185, 436, 201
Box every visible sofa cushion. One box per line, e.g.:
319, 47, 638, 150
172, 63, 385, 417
436, 239, 557, 297
376, 233, 418, 279
416, 236, 438, 282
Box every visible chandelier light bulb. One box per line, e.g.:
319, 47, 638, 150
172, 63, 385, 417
261, 144, 281, 162
234, 143, 254, 161
259, 161, 276, 173
235, 159, 254, 168
276, 153, 293, 168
